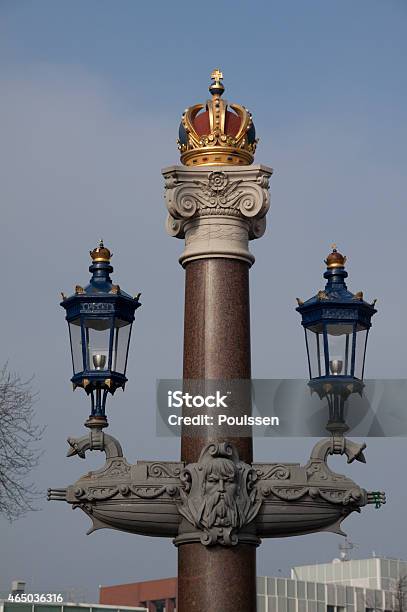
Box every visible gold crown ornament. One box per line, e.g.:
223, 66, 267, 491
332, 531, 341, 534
178, 69, 258, 167
325, 244, 347, 269
90, 239, 112, 263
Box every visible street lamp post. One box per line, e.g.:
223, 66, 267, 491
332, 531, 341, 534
297, 245, 377, 439
61, 241, 140, 429
49, 72, 385, 612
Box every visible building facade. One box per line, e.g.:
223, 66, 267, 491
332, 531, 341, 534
100, 580, 176, 612
292, 557, 407, 591
100, 557, 407, 611
257, 574, 393, 611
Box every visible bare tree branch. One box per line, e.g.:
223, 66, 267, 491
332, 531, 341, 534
0, 364, 44, 520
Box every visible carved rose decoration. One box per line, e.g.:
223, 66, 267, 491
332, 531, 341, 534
208, 171, 228, 192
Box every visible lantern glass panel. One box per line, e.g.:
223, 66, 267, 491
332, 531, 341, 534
111, 318, 132, 374
69, 318, 83, 374
354, 325, 368, 379
84, 318, 112, 371
306, 325, 325, 378
326, 323, 354, 376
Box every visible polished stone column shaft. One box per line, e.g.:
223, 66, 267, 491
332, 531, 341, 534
179, 258, 255, 612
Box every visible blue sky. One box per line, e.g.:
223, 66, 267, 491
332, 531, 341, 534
0, 0, 406, 600
1, 0, 406, 121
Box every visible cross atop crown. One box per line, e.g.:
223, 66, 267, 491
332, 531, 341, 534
211, 68, 223, 83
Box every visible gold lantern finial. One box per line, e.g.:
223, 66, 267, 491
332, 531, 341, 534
325, 244, 347, 269
90, 239, 112, 263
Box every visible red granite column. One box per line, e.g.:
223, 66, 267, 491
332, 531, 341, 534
181, 258, 252, 463
177, 258, 256, 612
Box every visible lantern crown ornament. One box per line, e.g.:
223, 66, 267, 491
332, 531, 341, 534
325, 244, 347, 269
296, 246, 377, 384
90, 239, 112, 263
60, 241, 141, 426
177, 69, 258, 167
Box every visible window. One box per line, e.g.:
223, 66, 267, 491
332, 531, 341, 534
307, 582, 316, 599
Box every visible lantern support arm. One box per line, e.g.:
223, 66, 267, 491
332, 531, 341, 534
310, 436, 366, 464
66, 429, 123, 460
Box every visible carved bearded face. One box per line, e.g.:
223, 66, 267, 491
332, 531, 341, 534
201, 458, 240, 529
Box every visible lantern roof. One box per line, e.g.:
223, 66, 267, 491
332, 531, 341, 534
60, 240, 141, 319
296, 246, 377, 326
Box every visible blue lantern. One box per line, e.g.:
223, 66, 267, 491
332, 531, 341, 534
297, 246, 377, 389
61, 241, 141, 425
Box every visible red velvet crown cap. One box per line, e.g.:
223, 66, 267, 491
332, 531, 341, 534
193, 109, 241, 138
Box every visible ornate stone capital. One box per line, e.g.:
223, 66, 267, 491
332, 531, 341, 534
162, 165, 272, 267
